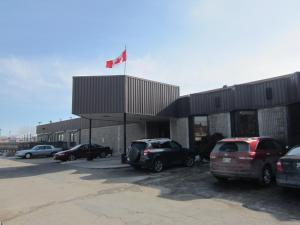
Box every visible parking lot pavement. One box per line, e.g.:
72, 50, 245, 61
61, 156, 130, 169
0, 157, 299, 225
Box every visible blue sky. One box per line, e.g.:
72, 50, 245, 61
1, 0, 300, 136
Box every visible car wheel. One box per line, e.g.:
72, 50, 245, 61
259, 166, 273, 186
50, 152, 55, 157
68, 154, 76, 161
25, 153, 32, 159
100, 151, 107, 158
185, 156, 195, 167
152, 158, 164, 173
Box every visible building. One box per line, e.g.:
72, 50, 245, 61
37, 72, 300, 154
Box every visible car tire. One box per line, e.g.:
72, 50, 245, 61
50, 152, 55, 157
152, 158, 164, 173
100, 151, 107, 158
68, 154, 76, 161
214, 176, 228, 183
259, 166, 273, 186
185, 156, 195, 167
25, 153, 32, 159
132, 165, 141, 170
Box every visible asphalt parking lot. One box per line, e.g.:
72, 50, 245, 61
0, 156, 299, 225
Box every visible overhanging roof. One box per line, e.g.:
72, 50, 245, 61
72, 75, 180, 119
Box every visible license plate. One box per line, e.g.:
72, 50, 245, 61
296, 162, 300, 169
222, 158, 231, 163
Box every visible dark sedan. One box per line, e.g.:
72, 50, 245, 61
276, 146, 300, 189
54, 144, 112, 161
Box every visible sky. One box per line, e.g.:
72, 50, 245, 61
1, 0, 300, 137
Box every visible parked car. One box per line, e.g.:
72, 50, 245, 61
210, 137, 285, 186
276, 146, 300, 189
127, 138, 196, 172
53, 144, 112, 161
15, 145, 63, 159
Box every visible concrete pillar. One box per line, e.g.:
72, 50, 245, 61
170, 117, 189, 148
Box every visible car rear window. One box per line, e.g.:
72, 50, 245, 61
287, 146, 300, 156
150, 142, 161, 149
131, 142, 147, 151
213, 142, 249, 152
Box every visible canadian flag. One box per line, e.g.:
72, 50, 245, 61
106, 50, 127, 68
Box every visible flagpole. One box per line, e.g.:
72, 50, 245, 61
123, 45, 127, 75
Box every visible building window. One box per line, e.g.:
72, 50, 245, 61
58, 133, 64, 142
214, 96, 221, 108
266, 87, 273, 100
193, 116, 208, 142
70, 132, 76, 142
231, 110, 259, 137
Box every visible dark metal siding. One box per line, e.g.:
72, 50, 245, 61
175, 96, 191, 117
36, 118, 125, 134
125, 76, 179, 116
251, 77, 290, 108
233, 85, 254, 109
190, 72, 300, 115
72, 76, 125, 114
289, 72, 300, 103
190, 88, 234, 115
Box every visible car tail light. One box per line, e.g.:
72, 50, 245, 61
249, 151, 256, 159
210, 153, 217, 159
277, 161, 283, 172
143, 149, 151, 156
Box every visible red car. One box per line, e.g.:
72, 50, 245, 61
210, 137, 285, 186
54, 144, 112, 161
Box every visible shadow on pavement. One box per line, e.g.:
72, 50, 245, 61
1, 157, 300, 223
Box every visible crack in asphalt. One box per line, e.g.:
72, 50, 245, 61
2, 184, 143, 222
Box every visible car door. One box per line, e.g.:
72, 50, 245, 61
35, 146, 45, 157
256, 139, 278, 172
78, 145, 88, 158
160, 141, 175, 166
169, 141, 184, 164
43, 145, 52, 156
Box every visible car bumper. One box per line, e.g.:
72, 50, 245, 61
15, 153, 25, 158
211, 169, 258, 179
277, 173, 300, 189
53, 154, 67, 161
128, 157, 153, 169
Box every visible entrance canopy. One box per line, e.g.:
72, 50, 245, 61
72, 75, 180, 123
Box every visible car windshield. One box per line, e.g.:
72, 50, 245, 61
70, 145, 83, 151
287, 146, 300, 156
32, 146, 40, 150
131, 142, 147, 151
213, 142, 249, 152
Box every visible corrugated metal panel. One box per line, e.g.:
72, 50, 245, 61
72, 76, 125, 114
175, 96, 190, 117
190, 88, 234, 115
36, 118, 126, 134
125, 76, 179, 116
251, 77, 290, 108
190, 72, 299, 115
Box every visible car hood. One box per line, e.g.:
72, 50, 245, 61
56, 149, 74, 154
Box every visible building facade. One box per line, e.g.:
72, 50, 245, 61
37, 72, 300, 154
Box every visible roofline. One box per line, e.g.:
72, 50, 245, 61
72, 74, 179, 88
190, 72, 299, 96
